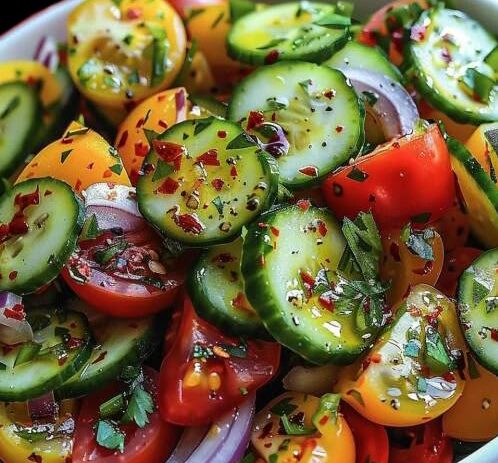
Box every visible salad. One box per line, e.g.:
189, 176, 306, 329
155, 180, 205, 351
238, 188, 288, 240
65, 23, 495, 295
0, 0, 497, 462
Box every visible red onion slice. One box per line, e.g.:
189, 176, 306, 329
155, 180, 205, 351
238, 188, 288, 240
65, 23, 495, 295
167, 394, 255, 463
341, 67, 419, 140
83, 183, 140, 217
0, 291, 33, 345
33, 36, 59, 73
28, 391, 58, 421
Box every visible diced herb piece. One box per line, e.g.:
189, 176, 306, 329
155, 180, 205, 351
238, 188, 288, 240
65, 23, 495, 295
80, 214, 102, 241
459, 68, 495, 104
212, 196, 224, 215
473, 273, 493, 305
194, 118, 214, 135
484, 45, 498, 73
141, 276, 166, 290
143, 128, 160, 145
14, 342, 42, 367
109, 163, 123, 175
226, 132, 255, 149
65, 127, 90, 138
127, 68, 140, 85
312, 393, 340, 427
486, 296, 498, 313
0, 96, 20, 120
211, 11, 225, 28
270, 397, 298, 416
14, 428, 49, 443
152, 160, 174, 182
256, 38, 286, 50
60, 149, 73, 164
148, 24, 168, 87
219, 341, 247, 358
0, 362, 6, 371
96, 420, 125, 453
94, 240, 128, 265
185, 8, 205, 23
99, 393, 127, 419
280, 414, 316, 435
416, 377, 427, 393
266, 96, 288, 111
314, 12, 351, 28
424, 326, 455, 375
348, 389, 365, 407
77, 59, 99, 85
123, 34, 133, 45
404, 339, 421, 358
401, 224, 435, 261
121, 384, 154, 428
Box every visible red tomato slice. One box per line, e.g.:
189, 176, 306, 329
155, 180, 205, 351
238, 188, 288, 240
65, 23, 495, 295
436, 247, 482, 298
73, 367, 180, 463
62, 202, 190, 317
388, 419, 453, 463
342, 404, 389, 463
159, 296, 281, 426
322, 125, 454, 230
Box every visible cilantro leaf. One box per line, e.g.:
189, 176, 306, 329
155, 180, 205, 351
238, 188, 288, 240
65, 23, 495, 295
121, 384, 154, 428
270, 397, 298, 416
96, 420, 125, 453
424, 326, 455, 375
401, 224, 435, 261
80, 214, 102, 241
280, 414, 316, 435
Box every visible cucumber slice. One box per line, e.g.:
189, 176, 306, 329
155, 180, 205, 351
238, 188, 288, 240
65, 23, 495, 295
137, 117, 278, 246
458, 249, 498, 375
0, 82, 42, 177
57, 312, 160, 398
407, 7, 498, 124
0, 178, 84, 295
241, 204, 379, 365
0, 306, 92, 401
228, 62, 364, 188
447, 137, 498, 248
188, 237, 267, 338
227, 2, 350, 65
322, 40, 402, 82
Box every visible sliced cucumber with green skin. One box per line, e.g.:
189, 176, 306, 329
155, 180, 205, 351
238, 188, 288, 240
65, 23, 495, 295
322, 40, 402, 83
188, 237, 267, 338
0, 178, 84, 295
189, 95, 227, 119
242, 205, 378, 365
227, 2, 350, 65
228, 62, 364, 188
407, 7, 498, 124
0, 82, 42, 177
57, 313, 161, 398
0, 306, 92, 401
458, 249, 498, 375
137, 117, 279, 246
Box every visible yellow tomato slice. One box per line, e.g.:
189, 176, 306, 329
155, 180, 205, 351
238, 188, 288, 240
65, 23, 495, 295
0, 60, 62, 107
17, 121, 130, 192
252, 392, 355, 463
337, 285, 466, 427
68, 0, 186, 109
115, 87, 188, 184
443, 353, 498, 441
0, 400, 77, 463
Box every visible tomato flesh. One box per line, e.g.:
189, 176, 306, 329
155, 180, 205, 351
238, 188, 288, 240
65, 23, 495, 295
322, 125, 454, 230
73, 367, 180, 463
63, 204, 188, 317
159, 296, 281, 426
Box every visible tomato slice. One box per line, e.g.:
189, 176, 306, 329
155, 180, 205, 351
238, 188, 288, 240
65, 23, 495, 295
436, 247, 482, 298
388, 419, 453, 463
159, 296, 281, 426
62, 192, 190, 317
322, 125, 454, 230
342, 404, 389, 463
73, 367, 180, 463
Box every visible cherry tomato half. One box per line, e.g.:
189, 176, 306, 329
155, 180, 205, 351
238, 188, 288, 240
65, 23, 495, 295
322, 124, 454, 231
159, 296, 281, 426
62, 184, 188, 317
73, 367, 179, 463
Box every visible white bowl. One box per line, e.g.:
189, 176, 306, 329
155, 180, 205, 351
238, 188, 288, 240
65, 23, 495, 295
0, 1, 497, 462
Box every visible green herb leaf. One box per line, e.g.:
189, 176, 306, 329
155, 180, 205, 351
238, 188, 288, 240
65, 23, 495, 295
460, 67, 495, 104
0, 96, 20, 120
219, 341, 247, 358
121, 384, 154, 428
110, 163, 123, 175
347, 389, 365, 407
226, 132, 255, 150
127, 68, 140, 85
172, 40, 198, 87
212, 196, 224, 215
404, 339, 421, 358
94, 240, 128, 265
346, 166, 369, 182
256, 38, 286, 50
484, 45, 498, 73
147, 23, 168, 87
185, 8, 205, 23
311, 393, 340, 427
0, 361, 6, 371
14, 428, 49, 443
362, 90, 378, 106
270, 397, 298, 416
60, 149, 73, 164
314, 12, 351, 28
266, 96, 288, 111
298, 79, 313, 95
77, 59, 99, 85
65, 127, 90, 138
211, 11, 225, 28
194, 118, 214, 135
14, 342, 42, 367
416, 377, 427, 393
152, 160, 174, 182
99, 393, 127, 420
143, 128, 160, 145
401, 224, 435, 261
96, 420, 125, 453
80, 214, 102, 241
281, 414, 316, 436
424, 325, 455, 375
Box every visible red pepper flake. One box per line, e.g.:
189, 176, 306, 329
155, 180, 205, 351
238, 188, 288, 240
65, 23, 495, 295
299, 166, 318, 177
317, 221, 327, 237
67, 337, 84, 349
413, 260, 433, 275
390, 242, 401, 262
212, 253, 235, 264
323, 89, 336, 99
134, 141, 149, 158
9, 217, 29, 235
4, 304, 25, 321
15, 186, 40, 211
319, 294, 334, 311
270, 226, 280, 237
370, 353, 382, 363
211, 178, 224, 191
136, 118, 145, 129
9, 271, 18, 280
174, 213, 204, 234
175, 89, 186, 119
58, 356, 68, 366
157, 94, 166, 102
103, 170, 113, 178
126, 7, 142, 19
335, 125, 344, 133
117, 130, 128, 148
2, 345, 13, 355
196, 149, 220, 166
230, 166, 238, 177
153, 140, 184, 162
232, 292, 250, 311
319, 415, 329, 425
296, 199, 310, 212
92, 351, 108, 364
217, 130, 227, 139
158, 120, 169, 129
264, 49, 280, 65
44, 190, 52, 197
392, 141, 401, 149
443, 371, 456, 382
61, 138, 73, 145
158, 177, 179, 195
410, 24, 426, 42
75, 179, 82, 191
247, 111, 265, 130
258, 255, 265, 267
300, 271, 315, 287
491, 329, 498, 341
28, 453, 42, 463
425, 305, 443, 326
